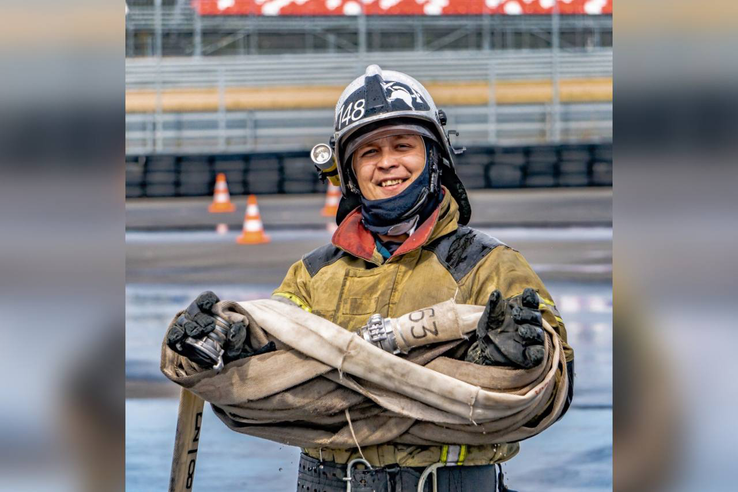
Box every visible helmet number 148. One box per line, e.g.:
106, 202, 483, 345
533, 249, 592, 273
338, 99, 365, 129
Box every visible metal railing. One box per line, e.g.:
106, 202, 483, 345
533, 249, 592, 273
125, 2, 612, 155
126, 3, 611, 56
126, 50, 611, 89
126, 103, 611, 155
126, 7, 613, 29
126, 48, 612, 154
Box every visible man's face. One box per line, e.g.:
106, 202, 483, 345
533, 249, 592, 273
351, 134, 426, 201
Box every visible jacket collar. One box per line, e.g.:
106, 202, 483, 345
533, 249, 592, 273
332, 187, 460, 263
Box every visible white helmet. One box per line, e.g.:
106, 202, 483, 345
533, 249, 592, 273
321, 65, 471, 225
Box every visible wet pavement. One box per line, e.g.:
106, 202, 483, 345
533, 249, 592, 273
125, 189, 611, 491
126, 188, 612, 231
126, 226, 611, 285
126, 402, 610, 492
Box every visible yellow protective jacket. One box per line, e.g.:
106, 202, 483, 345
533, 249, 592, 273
273, 189, 574, 467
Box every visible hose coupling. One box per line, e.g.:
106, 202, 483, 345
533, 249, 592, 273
358, 313, 402, 355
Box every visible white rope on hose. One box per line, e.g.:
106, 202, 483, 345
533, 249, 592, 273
344, 408, 367, 462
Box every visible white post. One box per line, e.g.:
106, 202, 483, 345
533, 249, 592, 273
154, 0, 164, 153
551, 2, 561, 143
193, 1, 202, 58
218, 67, 226, 152
357, 7, 367, 72
487, 58, 497, 145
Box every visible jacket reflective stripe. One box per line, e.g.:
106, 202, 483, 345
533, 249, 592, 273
538, 295, 563, 322
441, 444, 467, 465
273, 292, 312, 312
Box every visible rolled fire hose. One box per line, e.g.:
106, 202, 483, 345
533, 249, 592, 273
162, 297, 568, 451
220, 298, 563, 423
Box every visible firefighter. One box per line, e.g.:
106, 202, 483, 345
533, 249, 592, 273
167, 65, 574, 491
274, 65, 575, 491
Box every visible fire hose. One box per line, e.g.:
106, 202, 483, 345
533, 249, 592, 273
161, 298, 569, 449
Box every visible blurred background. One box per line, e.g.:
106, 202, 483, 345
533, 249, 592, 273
2, 1, 736, 491
125, 1, 612, 491
125, 0, 612, 193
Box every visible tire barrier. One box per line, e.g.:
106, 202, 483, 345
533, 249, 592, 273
126, 143, 611, 198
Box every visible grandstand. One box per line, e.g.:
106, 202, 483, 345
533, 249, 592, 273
125, 0, 612, 197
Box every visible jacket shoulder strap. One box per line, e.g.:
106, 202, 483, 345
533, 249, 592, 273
424, 226, 505, 282
302, 244, 347, 278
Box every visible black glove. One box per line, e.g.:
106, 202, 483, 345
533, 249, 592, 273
166, 291, 223, 367
166, 291, 276, 369
222, 322, 276, 361
466, 288, 546, 369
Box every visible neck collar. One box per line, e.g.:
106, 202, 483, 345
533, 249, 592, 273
332, 188, 455, 262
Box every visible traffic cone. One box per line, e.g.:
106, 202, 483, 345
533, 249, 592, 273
236, 195, 270, 244
215, 223, 229, 235
321, 183, 341, 217
208, 173, 236, 213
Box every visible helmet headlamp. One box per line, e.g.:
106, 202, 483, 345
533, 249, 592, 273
310, 143, 340, 186
311, 143, 332, 167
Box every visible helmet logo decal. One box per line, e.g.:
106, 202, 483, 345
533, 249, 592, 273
381, 81, 426, 110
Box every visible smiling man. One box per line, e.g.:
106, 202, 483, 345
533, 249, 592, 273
350, 130, 435, 255
268, 65, 576, 491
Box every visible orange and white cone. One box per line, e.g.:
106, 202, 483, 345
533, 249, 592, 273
208, 173, 236, 213
321, 183, 341, 217
236, 195, 270, 244
215, 223, 229, 235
